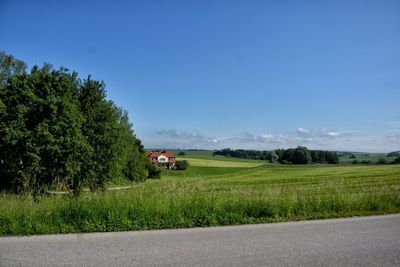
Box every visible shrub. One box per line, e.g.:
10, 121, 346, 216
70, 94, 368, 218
178, 151, 186, 156
352, 160, 359, 164
377, 158, 387, 165
175, 160, 189, 170
147, 164, 161, 179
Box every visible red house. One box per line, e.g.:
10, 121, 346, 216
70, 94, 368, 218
147, 151, 176, 169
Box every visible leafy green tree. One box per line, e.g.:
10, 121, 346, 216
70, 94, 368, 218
265, 150, 278, 163
0, 51, 27, 86
310, 150, 338, 164
0, 65, 91, 195
175, 160, 189, 170
377, 158, 387, 165
117, 110, 148, 183
0, 51, 150, 195
213, 147, 338, 164
281, 146, 311, 164
325, 151, 339, 164
147, 164, 161, 179
78, 77, 122, 190
387, 151, 400, 157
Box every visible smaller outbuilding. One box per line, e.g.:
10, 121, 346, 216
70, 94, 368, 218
147, 150, 176, 169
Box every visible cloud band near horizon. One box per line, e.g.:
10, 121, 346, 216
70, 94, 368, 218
141, 127, 400, 153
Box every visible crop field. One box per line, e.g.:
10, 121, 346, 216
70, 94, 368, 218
1, 156, 400, 236
171, 150, 266, 163
177, 157, 264, 168
175, 150, 398, 164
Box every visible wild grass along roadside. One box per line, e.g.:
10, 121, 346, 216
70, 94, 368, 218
1, 164, 399, 236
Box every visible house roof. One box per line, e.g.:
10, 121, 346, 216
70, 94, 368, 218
147, 151, 175, 158
162, 151, 175, 158
148, 151, 161, 158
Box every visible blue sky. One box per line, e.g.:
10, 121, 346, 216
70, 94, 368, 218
1, 0, 399, 152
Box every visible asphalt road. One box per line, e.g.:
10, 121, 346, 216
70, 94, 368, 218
1, 214, 400, 267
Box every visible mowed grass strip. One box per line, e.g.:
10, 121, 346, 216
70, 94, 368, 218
177, 157, 264, 168
171, 150, 266, 163
1, 164, 399, 236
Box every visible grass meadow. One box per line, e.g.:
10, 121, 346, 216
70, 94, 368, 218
1, 156, 400, 236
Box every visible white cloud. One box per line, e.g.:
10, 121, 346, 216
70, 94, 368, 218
327, 132, 339, 137
384, 121, 400, 132
141, 128, 398, 152
144, 130, 220, 149
324, 130, 340, 137
297, 127, 311, 134
261, 134, 274, 139
388, 121, 400, 128
385, 134, 400, 145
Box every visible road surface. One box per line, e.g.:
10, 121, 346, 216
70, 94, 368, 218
1, 214, 400, 266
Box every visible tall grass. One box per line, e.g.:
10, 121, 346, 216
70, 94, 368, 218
1, 164, 400, 236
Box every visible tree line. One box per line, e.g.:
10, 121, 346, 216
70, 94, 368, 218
387, 151, 400, 157
213, 147, 339, 164
0, 51, 154, 195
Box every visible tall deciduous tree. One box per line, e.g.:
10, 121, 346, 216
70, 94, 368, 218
117, 110, 148, 182
1, 51, 150, 195
0, 66, 91, 194
78, 77, 122, 190
0, 51, 27, 86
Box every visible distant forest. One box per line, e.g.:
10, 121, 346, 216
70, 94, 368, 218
387, 151, 400, 157
213, 147, 339, 164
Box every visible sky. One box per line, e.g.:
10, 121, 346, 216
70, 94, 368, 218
1, 0, 399, 152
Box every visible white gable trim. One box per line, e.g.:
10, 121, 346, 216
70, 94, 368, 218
157, 154, 169, 163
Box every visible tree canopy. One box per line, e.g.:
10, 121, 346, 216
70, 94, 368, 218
213, 147, 339, 164
0, 51, 150, 195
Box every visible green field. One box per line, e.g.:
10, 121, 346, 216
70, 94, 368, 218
174, 149, 398, 164
172, 150, 266, 163
1, 156, 400, 236
177, 157, 264, 168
